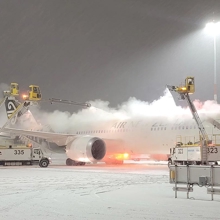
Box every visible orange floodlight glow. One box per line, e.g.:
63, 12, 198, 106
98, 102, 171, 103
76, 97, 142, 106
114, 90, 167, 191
22, 94, 28, 100
27, 143, 32, 148
123, 153, 129, 159
114, 153, 130, 160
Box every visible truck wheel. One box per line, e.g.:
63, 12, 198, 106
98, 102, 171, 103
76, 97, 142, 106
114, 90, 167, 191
39, 158, 49, 167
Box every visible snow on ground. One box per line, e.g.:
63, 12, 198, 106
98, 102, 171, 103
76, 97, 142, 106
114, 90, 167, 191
0, 163, 219, 220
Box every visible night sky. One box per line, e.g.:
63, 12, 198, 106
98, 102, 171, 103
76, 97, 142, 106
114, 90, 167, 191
0, 0, 220, 111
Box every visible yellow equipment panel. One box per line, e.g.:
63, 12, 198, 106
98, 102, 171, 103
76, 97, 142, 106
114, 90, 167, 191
28, 85, 42, 101
10, 83, 19, 96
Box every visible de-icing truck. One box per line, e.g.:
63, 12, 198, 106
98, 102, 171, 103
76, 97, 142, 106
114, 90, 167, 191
0, 144, 50, 167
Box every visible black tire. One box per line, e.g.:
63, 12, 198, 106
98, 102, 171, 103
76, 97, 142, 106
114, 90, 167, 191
75, 161, 85, 166
39, 158, 49, 168
66, 158, 73, 166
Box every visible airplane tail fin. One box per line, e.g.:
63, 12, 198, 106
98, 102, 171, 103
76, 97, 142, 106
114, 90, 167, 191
5, 97, 19, 118
4, 97, 21, 124
4, 96, 52, 131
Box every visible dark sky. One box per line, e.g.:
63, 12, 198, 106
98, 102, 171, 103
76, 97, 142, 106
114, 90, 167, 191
1, 0, 220, 111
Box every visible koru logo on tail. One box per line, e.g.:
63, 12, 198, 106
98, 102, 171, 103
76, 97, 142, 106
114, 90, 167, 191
5, 97, 18, 124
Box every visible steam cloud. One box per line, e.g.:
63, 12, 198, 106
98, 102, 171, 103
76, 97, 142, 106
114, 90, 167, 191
1, 82, 220, 133
0, 83, 9, 98
23, 89, 220, 133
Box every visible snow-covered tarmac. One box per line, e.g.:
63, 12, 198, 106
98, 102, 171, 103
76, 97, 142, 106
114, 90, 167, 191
0, 162, 220, 220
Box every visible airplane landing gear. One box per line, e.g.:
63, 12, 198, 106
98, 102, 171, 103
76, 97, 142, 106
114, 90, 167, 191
66, 158, 86, 166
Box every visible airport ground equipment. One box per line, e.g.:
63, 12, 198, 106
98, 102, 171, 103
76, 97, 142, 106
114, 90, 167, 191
169, 164, 220, 201
0, 83, 19, 109
21, 85, 91, 107
22, 85, 42, 101
167, 77, 208, 165
10, 83, 19, 96
168, 144, 220, 166
0, 144, 50, 167
48, 98, 91, 108
1, 83, 91, 130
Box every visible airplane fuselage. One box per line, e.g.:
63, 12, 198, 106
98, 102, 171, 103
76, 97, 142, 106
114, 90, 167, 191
68, 113, 220, 160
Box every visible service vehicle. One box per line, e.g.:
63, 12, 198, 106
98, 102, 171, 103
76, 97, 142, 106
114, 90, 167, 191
169, 142, 220, 165
167, 77, 219, 166
0, 144, 50, 167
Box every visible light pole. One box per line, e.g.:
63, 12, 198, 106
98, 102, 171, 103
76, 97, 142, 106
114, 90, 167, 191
205, 21, 220, 103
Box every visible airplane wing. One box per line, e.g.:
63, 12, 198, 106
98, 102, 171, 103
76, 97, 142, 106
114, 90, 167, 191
0, 132, 14, 139
1, 127, 78, 146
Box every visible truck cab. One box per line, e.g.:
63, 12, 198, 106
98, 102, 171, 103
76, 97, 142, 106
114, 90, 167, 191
32, 148, 51, 167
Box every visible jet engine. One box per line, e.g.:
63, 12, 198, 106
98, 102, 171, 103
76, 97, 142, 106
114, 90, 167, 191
66, 136, 106, 163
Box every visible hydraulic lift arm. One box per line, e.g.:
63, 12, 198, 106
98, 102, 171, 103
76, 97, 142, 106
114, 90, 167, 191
48, 98, 91, 108
22, 85, 91, 108
0, 83, 92, 132
167, 77, 208, 164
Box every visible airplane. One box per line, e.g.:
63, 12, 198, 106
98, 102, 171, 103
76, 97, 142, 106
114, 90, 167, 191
1, 92, 220, 166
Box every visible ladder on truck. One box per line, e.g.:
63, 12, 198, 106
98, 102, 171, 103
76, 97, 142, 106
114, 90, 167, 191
167, 77, 208, 164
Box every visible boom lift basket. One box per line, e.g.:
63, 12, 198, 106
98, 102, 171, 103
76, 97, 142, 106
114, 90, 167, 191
28, 85, 42, 101
10, 83, 19, 96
